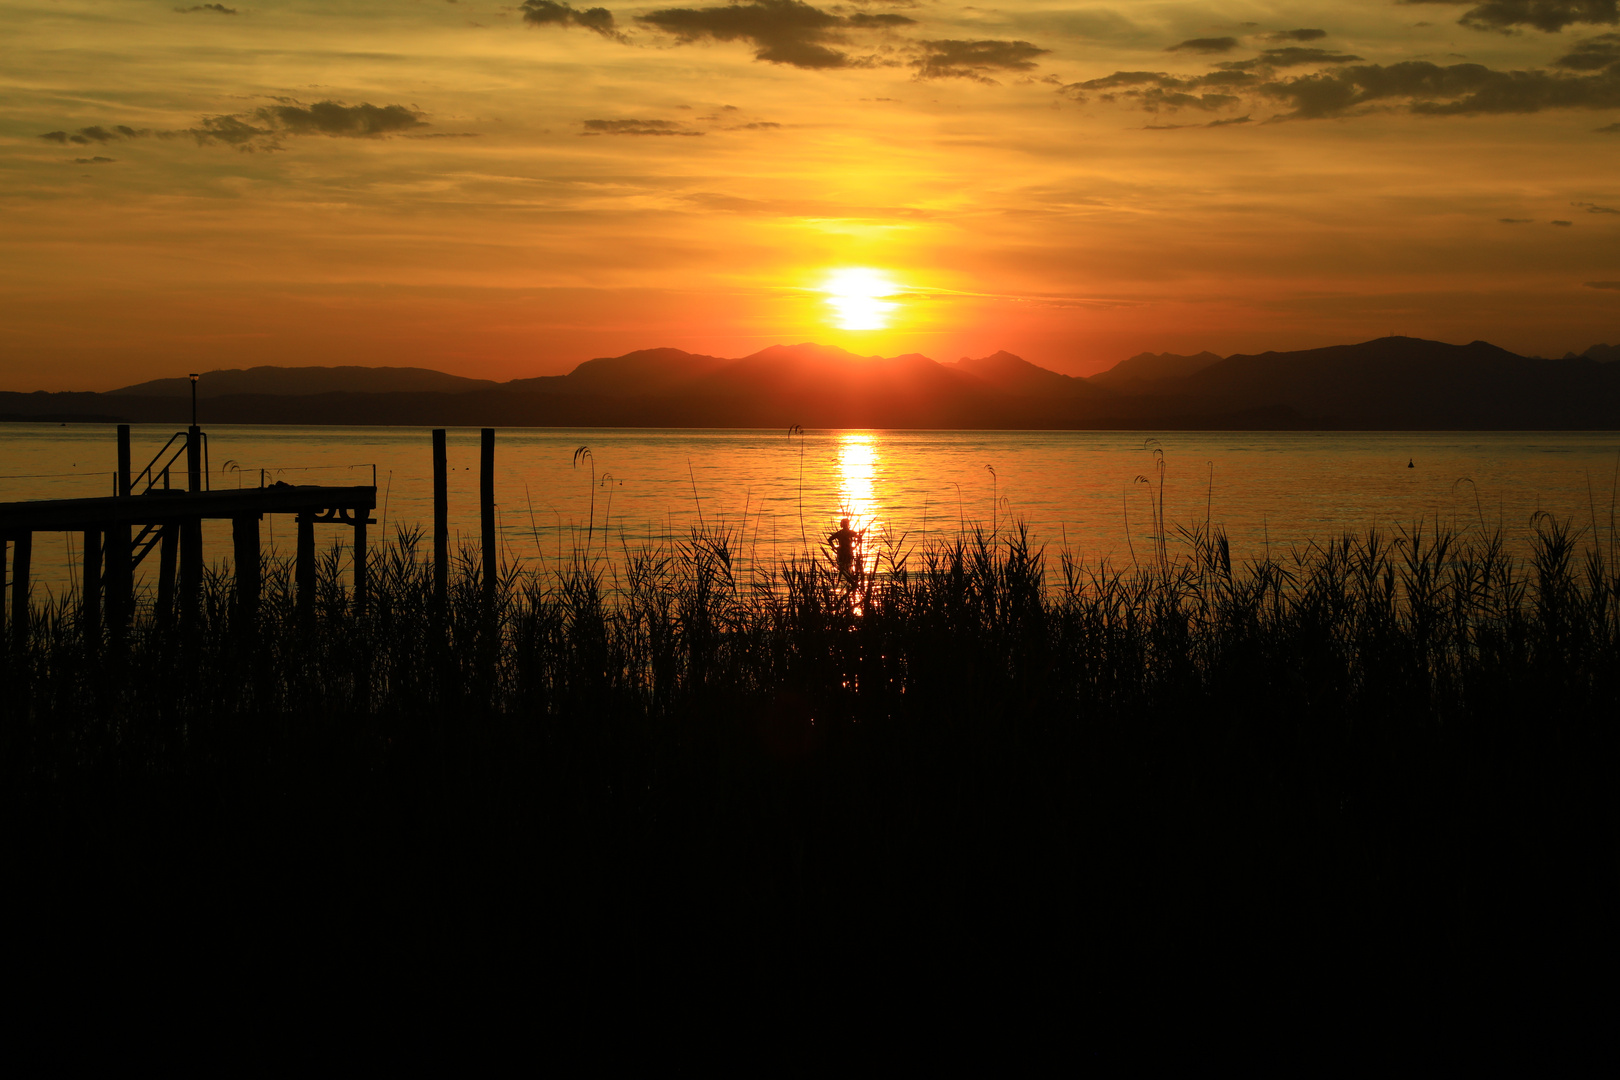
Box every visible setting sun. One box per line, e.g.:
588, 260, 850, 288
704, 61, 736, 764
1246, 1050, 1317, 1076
822, 269, 898, 331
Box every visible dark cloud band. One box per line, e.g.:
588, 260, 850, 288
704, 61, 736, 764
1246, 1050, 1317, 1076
521, 1, 622, 39
1067, 41, 1620, 122
259, 102, 425, 138
42, 102, 427, 154
1398, 0, 1618, 34
640, 0, 860, 69
1168, 37, 1239, 54
39, 125, 148, 145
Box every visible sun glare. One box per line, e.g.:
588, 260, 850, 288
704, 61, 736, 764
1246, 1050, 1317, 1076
822, 268, 898, 331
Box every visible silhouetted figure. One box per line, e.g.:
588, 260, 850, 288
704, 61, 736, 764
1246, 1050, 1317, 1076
828, 518, 865, 580
1408, 458, 1414, 468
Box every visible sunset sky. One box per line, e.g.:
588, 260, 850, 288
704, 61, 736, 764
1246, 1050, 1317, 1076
3, 0, 1619, 390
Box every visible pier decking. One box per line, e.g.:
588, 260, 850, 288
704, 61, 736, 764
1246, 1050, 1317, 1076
1, 424, 375, 640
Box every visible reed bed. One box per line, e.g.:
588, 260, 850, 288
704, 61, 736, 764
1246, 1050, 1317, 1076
3, 515, 1614, 984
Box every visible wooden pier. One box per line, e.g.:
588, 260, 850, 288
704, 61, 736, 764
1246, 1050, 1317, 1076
1, 424, 376, 642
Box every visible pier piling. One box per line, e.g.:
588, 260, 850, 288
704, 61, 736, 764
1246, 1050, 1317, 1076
180, 519, 202, 623
81, 528, 101, 640
110, 425, 133, 627
10, 533, 31, 649
187, 426, 201, 495
433, 429, 447, 609
106, 524, 131, 628
157, 524, 177, 621
296, 513, 315, 623
233, 515, 260, 624
481, 428, 495, 604
117, 426, 131, 497
354, 516, 368, 615
182, 425, 203, 623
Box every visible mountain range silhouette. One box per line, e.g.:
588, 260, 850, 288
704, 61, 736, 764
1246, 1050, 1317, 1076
5, 336, 1618, 429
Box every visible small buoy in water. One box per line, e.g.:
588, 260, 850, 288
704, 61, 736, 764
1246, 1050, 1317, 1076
1407, 458, 1414, 468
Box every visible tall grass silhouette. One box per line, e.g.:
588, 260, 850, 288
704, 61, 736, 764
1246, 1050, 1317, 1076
3, 494, 1614, 983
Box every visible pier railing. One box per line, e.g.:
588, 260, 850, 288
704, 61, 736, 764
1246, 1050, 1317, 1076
133, 430, 209, 494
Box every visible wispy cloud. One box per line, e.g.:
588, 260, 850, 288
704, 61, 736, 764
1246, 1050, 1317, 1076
912, 39, 1048, 82
1262, 29, 1328, 42
582, 118, 702, 135
1144, 115, 1253, 129
39, 125, 149, 145
1167, 37, 1239, 54
259, 102, 426, 138
1556, 33, 1620, 71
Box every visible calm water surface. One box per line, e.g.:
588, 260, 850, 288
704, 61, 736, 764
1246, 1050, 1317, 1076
4, 424, 1619, 597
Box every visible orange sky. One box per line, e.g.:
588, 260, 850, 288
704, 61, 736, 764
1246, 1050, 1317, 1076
3, 0, 1619, 390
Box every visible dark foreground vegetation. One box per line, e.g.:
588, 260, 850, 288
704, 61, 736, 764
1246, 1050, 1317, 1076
4, 517, 1614, 990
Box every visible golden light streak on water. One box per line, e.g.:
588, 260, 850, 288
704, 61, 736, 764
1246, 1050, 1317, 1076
834, 432, 881, 569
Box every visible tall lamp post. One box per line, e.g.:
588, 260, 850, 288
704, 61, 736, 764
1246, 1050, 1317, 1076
182, 372, 203, 619
186, 374, 201, 493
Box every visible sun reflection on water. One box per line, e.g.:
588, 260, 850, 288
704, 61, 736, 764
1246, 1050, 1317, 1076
836, 433, 880, 550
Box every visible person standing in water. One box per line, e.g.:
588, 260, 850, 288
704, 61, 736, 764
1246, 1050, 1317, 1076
828, 517, 866, 580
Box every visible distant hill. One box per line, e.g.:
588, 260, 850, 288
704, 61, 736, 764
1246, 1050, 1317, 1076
1565, 343, 1620, 363
111, 366, 500, 397
504, 347, 732, 396
1154, 336, 1620, 428
947, 351, 1087, 397
4, 335, 1617, 428
1087, 350, 1223, 391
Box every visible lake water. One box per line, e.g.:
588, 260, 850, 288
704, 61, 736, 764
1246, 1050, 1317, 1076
4, 423, 1619, 600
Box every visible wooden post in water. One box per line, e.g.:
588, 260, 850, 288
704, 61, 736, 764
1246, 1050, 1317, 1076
179, 426, 203, 622
105, 525, 131, 628
179, 517, 202, 622
81, 528, 102, 641
481, 428, 495, 606
10, 532, 31, 650
117, 427, 132, 498
296, 513, 315, 623
432, 429, 447, 610
108, 425, 133, 627
353, 515, 368, 616
187, 426, 201, 494
157, 523, 177, 622
117, 425, 132, 497
233, 515, 260, 625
